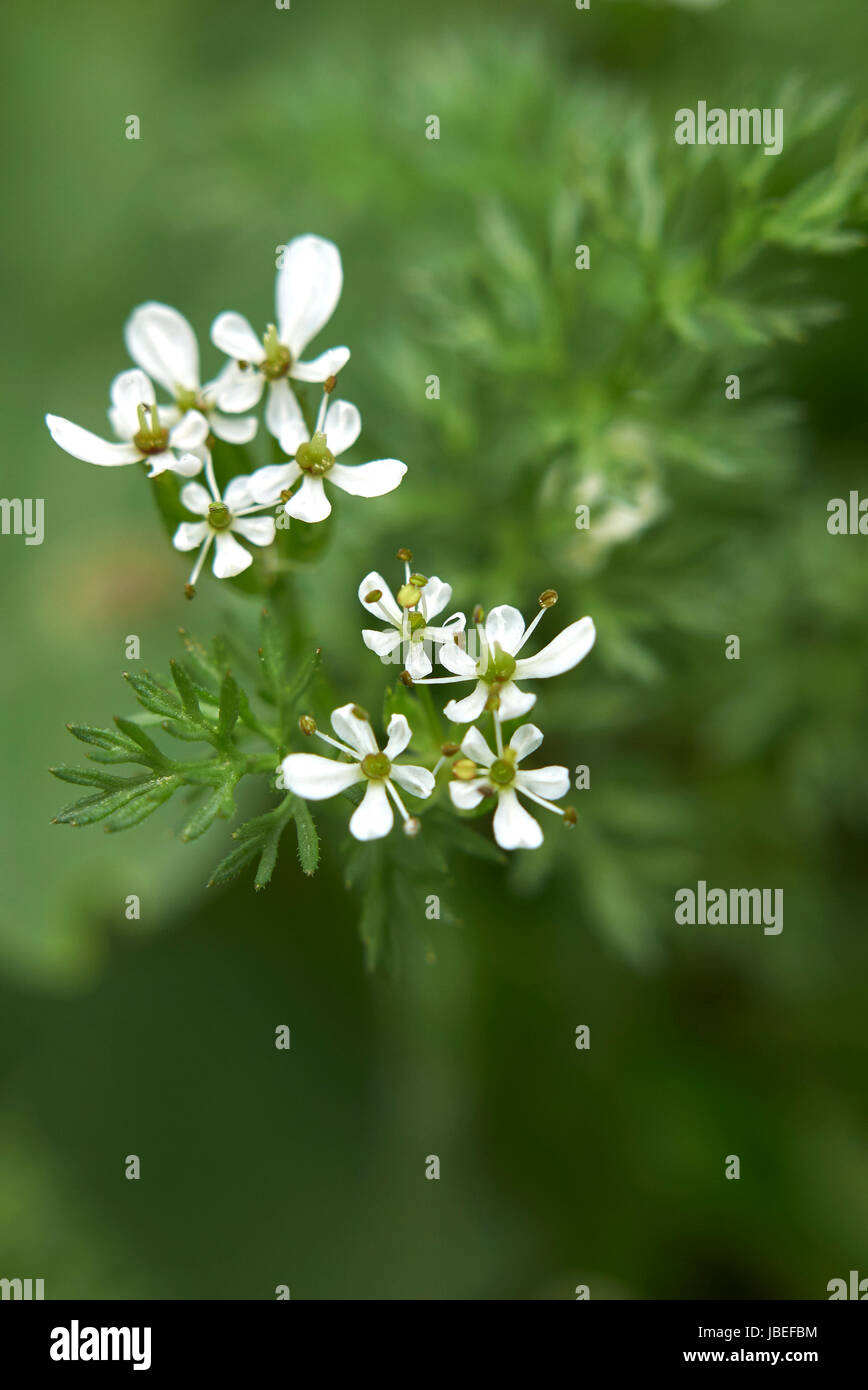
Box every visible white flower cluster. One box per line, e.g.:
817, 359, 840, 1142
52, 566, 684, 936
281, 554, 596, 850
45, 235, 406, 591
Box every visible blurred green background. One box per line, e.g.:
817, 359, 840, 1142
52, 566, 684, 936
1, 0, 867, 1298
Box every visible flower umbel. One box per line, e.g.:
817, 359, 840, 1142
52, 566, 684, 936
358, 553, 465, 678
412, 593, 596, 722
448, 722, 570, 850
248, 391, 406, 523
210, 234, 350, 438
281, 704, 435, 841
172, 451, 279, 593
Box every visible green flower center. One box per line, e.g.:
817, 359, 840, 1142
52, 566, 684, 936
489, 756, 516, 788
408, 611, 426, 634
133, 403, 169, 456
261, 323, 293, 381
483, 642, 517, 684
175, 387, 204, 414
207, 501, 232, 530
361, 752, 392, 781
296, 432, 335, 476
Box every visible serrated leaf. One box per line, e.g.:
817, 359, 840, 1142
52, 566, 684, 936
217, 670, 240, 739
124, 671, 183, 719
55, 775, 178, 828
292, 797, 319, 876
104, 780, 179, 832
50, 765, 129, 789
112, 716, 169, 766
170, 659, 203, 722
179, 774, 238, 842
207, 839, 261, 889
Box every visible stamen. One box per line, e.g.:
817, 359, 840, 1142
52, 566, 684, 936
187, 534, 214, 591
314, 730, 360, 759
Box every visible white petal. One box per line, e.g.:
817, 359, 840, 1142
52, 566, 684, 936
210, 411, 258, 444
362, 628, 403, 660
276, 234, 343, 356
419, 577, 452, 622
443, 681, 488, 723
266, 378, 307, 441
45, 415, 141, 466
323, 398, 361, 455
125, 302, 199, 395
438, 640, 478, 677
210, 311, 265, 364
515, 766, 570, 801
212, 530, 253, 578
109, 368, 155, 439
426, 617, 467, 644
358, 571, 401, 625
349, 780, 393, 841
281, 752, 362, 800
496, 681, 537, 720
390, 765, 435, 800
383, 713, 411, 759
179, 481, 212, 515
330, 703, 378, 757
248, 461, 301, 505
405, 642, 432, 679
285, 474, 331, 523
328, 459, 406, 498
514, 617, 597, 680
449, 778, 488, 811
485, 604, 527, 657
460, 725, 495, 767
222, 475, 255, 511
509, 723, 544, 763
169, 410, 209, 450
291, 345, 351, 383
167, 450, 204, 478
173, 521, 209, 551
211, 360, 264, 412
493, 788, 543, 850
232, 515, 275, 547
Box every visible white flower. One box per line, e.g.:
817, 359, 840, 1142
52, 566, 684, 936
125, 301, 258, 445
448, 724, 570, 851
281, 705, 435, 842
358, 559, 465, 679
247, 393, 406, 524
414, 599, 596, 723
210, 234, 350, 439
172, 452, 278, 591
46, 368, 208, 478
